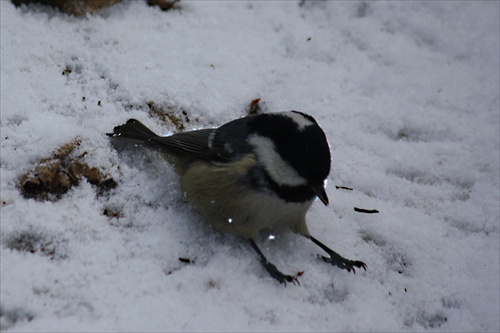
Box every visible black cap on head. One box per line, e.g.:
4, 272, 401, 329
251, 111, 331, 185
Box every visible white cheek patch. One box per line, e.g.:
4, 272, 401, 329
248, 135, 307, 186
281, 111, 315, 131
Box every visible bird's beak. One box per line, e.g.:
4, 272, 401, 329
310, 183, 329, 206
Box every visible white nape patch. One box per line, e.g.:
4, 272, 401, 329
280, 111, 314, 131
248, 135, 307, 186
207, 130, 216, 149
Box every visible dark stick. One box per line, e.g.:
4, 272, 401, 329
335, 186, 353, 190
354, 207, 379, 214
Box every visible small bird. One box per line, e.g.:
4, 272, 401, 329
107, 111, 366, 284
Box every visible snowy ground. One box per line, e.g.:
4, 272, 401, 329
1, 1, 499, 331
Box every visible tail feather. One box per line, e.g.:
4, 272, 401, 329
106, 119, 158, 145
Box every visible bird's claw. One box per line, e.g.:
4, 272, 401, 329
263, 260, 300, 286
270, 267, 300, 286
282, 274, 300, 286
321, 255, 367, 274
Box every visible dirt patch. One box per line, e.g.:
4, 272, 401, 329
12, 0, 180, 16
19, 139, 117, 201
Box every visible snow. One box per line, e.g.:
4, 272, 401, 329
1, 0, 499, 331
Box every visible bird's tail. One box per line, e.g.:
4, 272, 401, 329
106, 119, 159, 145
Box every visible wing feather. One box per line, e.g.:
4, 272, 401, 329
153, 128, 231, 162
108, 118, 250, 163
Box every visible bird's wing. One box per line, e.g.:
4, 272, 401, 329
108, 118, 252, 163
153, 128, 234, 162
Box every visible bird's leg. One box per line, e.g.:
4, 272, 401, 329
249, 240, 299, 286
309, 236, 367, 273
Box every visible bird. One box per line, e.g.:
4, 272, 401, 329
107, 110, 366, 285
